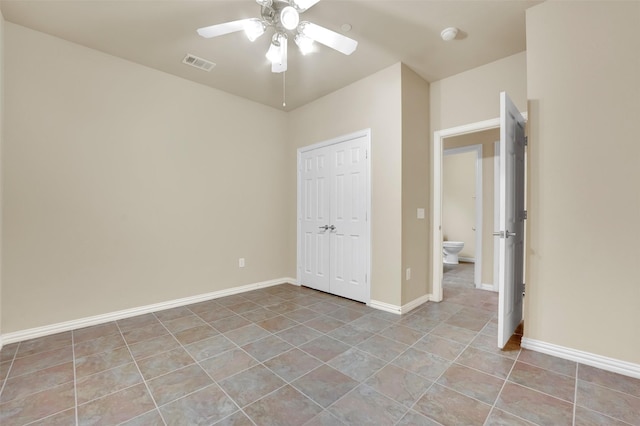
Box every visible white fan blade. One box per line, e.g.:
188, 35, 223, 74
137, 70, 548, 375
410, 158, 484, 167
300, 22, 357, 55
197, 19, 251, 38
292, 0, 321, 12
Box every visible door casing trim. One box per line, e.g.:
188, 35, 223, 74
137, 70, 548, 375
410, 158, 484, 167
432, 115, 526, 302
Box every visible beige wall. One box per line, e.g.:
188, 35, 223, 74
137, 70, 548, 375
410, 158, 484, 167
430, 52, 527, 295
2, 24, 290, 332
526, 1, 640, 363
445, 129, 499, 286
0, 10, 4, 343
430, 52, 527, 131
288, 64, 403, 306
442, 151, 476, 259
400, 65, 430, 305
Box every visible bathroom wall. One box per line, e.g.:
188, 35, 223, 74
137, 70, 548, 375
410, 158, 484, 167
444, 129, 499, 286
442, 151, 476, 259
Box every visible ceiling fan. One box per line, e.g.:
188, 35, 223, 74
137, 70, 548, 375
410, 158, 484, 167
197, 0, 358, 73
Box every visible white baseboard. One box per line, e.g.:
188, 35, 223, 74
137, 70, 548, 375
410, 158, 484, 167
521, 337, 640, 379
481, 283, 497, 292
1, 277, 298, 345
369, 293, 433, 316
368, 300, 401, 314
401, 294, 431, 314
459, 257, 475, 263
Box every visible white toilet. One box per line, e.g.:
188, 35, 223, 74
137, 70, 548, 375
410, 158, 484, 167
443, 241, 465, 265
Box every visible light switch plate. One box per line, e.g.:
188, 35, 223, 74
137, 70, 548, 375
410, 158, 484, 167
417, 208, 425, 219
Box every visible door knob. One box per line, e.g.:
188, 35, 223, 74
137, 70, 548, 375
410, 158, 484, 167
319, 225, 329, 231
493, 230, 517, 238
329, 225, 336, 231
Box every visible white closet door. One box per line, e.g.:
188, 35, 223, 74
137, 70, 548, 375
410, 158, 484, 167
329, 136, 368, 302
299, 146, 331, 293
298, 132, 370, 303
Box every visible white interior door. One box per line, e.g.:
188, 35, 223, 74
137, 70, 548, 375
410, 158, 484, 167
330, 137, 368, 302
298, 132, 370, 303
497, 92, 526, 348
300, 146, 331, 293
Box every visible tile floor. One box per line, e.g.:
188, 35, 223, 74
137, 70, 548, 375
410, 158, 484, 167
1, 283, 639, 425
443, 262, 475, 290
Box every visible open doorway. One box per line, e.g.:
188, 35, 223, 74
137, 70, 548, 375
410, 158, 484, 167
442, 130, 500, 293
432, 123, 500, 301
432, 117, 514, 303
432, 95, 527, 349
442, 144, 483, 290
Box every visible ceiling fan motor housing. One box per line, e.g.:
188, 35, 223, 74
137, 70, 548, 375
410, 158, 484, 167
261, 0, 300, 33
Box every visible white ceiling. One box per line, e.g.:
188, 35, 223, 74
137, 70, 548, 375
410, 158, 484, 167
0, 0, 541, 111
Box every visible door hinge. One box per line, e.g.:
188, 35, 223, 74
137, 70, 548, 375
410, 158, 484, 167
523, 210, 528, 220
366, 150, 368, 159
524, 136, 528, 147
522, 282, 526, 297
365, 274, 368, 283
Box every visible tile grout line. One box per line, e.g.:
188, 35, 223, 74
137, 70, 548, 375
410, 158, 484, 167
484, 345, 521, 425
225, 294, 390, 423
115, 319, 168, 426
0, 341, 19, 399
72, 331, 79, 426
311, 304, 451, 424
226, 304, 340, 423
152, 311, 257, 425
573, 363, 579, 426
408, 335, 476, 423
314, 319, 427, 424
226, 303, 340, 421
223, 292, 335, 423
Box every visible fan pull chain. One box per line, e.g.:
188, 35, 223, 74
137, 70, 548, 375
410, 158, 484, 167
282, 71, 286, 108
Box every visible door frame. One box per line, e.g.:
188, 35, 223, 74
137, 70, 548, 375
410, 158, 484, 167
296, 129, 372, 303
443, 144, 483, 289
432, 115, 526, 302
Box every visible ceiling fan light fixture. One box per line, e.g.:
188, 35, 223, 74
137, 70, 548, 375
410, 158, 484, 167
266, 41, 280, 64
244, 18, 266, 42
280, 6, 300, 31
256, 0, 273, 8
295, 33, 314, 55
266, 33, 286, 63
269, 33, 287, 73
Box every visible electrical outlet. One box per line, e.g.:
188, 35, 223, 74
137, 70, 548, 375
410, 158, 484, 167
239, 258, 245, 268
406, 267, 411, 280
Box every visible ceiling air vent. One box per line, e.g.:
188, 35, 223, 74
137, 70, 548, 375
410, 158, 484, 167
182, 54, 216, 72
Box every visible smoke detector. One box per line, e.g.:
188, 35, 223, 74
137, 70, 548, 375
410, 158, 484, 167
440, 27, 459, 41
